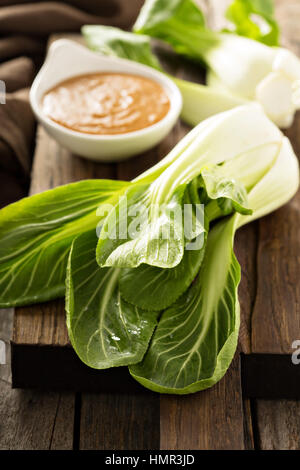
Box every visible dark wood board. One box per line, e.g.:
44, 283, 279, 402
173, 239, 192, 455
11, 4, 300, 399
0, 379, 75, 450
2, 0, 299, 451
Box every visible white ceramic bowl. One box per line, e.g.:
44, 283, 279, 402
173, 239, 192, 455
30, 39, 182, 162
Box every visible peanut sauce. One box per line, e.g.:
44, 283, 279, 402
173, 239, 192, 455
42, 72, 170, 135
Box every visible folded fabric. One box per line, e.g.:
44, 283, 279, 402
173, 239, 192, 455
0, 89, 35, 207
0, 36, 44, 63
0, 57, 35, 93
0, 0, 144, 206
0, 1, 143, 36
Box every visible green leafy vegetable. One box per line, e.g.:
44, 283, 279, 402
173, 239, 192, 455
0, 179, 128, 307
130, 132, 300, 394
134, 0, 206, 34
96, 105, 270, 270
118, 242, 206, 311
118, 177, 207, 311
0, 99, 298, 394
118, 164, 253, 310
199, 166, 252, 216
226, 0, 279, 46
66, 230, 158, 368
82, 25, 162, 70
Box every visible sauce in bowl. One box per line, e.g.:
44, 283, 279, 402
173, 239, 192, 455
42, 72, 170, 135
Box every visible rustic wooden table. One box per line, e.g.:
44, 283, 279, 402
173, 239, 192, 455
1, 0, 300, 450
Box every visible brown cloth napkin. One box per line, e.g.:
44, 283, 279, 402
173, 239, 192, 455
0, 57, 35, 92
0, 88, 35, 207
0, 0, 143, 206
0, 1, 144, 61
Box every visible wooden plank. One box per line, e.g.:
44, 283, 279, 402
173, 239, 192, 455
13, 299, 68, 347
0, 308, 13, 384
255, 400, 300, 450
160, 354, 248, 450
80, 393, 160, 450
242, 398, 255, 450
0, 380, 74, 450
252, 0, 300, 450
235, 225, 258, 355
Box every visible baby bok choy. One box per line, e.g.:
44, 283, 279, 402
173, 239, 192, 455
134, 0, 300, 128
225, 0, 280, 45
130, 136, 299, 393
0, 104, 298, 394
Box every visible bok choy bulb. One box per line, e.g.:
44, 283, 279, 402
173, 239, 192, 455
206, 36, 300, 128
134, 0, 300, 128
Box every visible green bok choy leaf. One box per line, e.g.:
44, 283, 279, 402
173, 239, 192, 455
66, 230, 158, 369
130, 216, 241, 393
225, 0, 279, 46
0, 179, 128, 307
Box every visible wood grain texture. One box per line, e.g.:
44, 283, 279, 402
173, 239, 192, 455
13, 300, 68, 346
80, 393, 160, 450
0, 380, 74, 450
30, 126, 116, 194
242, 398, 255, 450
253, 0, 300, 452
160, 354, 247, 450
255, 400, 300, 450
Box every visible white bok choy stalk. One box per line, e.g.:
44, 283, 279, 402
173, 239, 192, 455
134, 0, 300, 128
206, 38, 300, 128
96, 104, 286, 270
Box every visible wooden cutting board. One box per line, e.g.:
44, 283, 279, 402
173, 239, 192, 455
10, 0, 300, 416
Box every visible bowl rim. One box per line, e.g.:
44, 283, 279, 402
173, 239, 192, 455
29, 39, 182, 142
